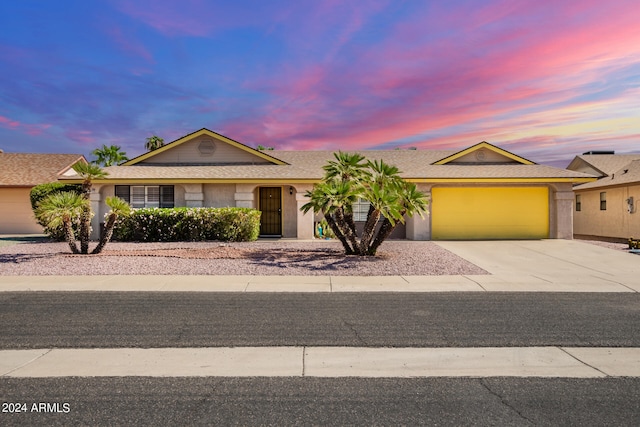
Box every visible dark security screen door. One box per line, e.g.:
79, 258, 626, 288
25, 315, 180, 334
259, 187, 282, 236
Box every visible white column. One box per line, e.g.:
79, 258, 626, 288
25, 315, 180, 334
554, 190, 574, 239
89, 187, 102, 240
295, 185, 314, 239
183, 184, 204, 208
234, 184, 255, 208
406, 184, 431, 240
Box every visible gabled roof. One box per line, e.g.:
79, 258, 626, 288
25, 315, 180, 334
122, 128, 288, 166
574, 158, 640, 191
433, 141, 535, 165
0, 153, 86, 187
567, 153, 640, 178
59, 149, 595, 184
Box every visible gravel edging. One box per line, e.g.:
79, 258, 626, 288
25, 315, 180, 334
0, 240, 488, 276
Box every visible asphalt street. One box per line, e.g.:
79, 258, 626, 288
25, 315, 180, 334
2, 377, 640, 426
1, 292, 639, 348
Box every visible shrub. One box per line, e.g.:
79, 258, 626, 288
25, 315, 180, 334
113, 207, 260, 242
30, 182, 82, 240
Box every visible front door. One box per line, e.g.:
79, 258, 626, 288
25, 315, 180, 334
259, 187, 282, 236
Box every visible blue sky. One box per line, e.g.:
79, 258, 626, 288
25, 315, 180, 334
1, 0, 639, 166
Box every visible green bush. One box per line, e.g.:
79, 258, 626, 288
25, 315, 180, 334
30, 182, 83, 240
113, 207, 261, 242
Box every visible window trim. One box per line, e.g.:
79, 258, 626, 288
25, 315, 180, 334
352, 198, 371, 222
575, 194, 581, 212
600, 192, 606, 211
114, 185, 174, 208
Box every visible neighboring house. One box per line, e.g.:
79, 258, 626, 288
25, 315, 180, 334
59, 128, 595, 241
0, 150, 86, 233
567, 151, 640, 241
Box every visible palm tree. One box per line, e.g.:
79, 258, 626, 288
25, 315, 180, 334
35, 192, 87, 254
368, 182, 429, 255
72, 162, 108, 254
301, 152, 429, 256
145, 135, 165, 151
302, 180, 359, 254
91, 196, 131, 254
91, 144, 128, 166
358, 159, 405, 252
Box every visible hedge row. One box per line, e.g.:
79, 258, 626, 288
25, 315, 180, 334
112, 207, 261, 242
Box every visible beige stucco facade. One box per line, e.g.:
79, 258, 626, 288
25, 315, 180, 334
62, 129, 593, 242
574, 184, 640, 240
91, 183, 315, 240
0, 187, 43, 234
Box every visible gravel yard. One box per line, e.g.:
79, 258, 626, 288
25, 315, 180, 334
0, 239, 488, 276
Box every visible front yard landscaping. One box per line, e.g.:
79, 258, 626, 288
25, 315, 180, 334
0, 239, 487, 276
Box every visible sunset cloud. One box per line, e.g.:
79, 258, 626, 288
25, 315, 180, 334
0, 0, 638, 163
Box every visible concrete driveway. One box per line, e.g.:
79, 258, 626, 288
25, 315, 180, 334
436, 240, 640, 292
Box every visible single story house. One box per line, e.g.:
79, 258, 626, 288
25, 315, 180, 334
0, 150, 86, 233
567, 151, 640, 241
59, 128, 595, 240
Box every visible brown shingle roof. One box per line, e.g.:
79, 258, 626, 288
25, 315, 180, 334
574, 159, 640, 190
570, 154, 640, 177
0, 153, 86, 187
59, 150, 593, 182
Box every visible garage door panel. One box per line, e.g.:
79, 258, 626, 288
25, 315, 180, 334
432, 187, 549, 240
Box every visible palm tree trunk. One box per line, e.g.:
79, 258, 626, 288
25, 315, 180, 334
79, 181, 92, 254
335, 208, 361, 254
91, 213, 116, 254
63, 218, 80, 254
344, 211, 358, 241
79, 207, 91, 254
368, 210, 406, 255
359, 209, 380, 254
324, 213, 354, 255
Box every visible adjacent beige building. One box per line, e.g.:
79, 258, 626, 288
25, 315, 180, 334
59, 128, 596, 241
567, 152, 640, 241
0, 152, 86, 233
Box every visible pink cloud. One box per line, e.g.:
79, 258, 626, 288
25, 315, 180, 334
0, 115, 21, 129
64, 129, 96, 145
220, 0, 640, 158
0, 116, 52, 136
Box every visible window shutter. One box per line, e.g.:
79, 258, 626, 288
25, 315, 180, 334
131, 186, 145, 208
146, 186, 160, 208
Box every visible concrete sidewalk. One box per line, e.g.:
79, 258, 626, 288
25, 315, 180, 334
0, 272, 638, 292
2, 346, 639, 378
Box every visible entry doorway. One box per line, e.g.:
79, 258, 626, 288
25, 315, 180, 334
259, 187, 282, 236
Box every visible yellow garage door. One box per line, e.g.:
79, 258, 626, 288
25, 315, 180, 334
432, 187, 549, 240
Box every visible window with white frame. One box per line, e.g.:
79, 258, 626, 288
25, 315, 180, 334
115, 185, 174, 208
352, 198, 371, 222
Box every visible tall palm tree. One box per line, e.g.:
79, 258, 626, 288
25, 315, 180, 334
91, 196, 131, 254
91, 144, 128, 166
35, 192, 87, 254
72, 162, 108, 254
145, 135, 165, 151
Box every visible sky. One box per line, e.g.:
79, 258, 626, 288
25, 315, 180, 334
1, 0, 639, 167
